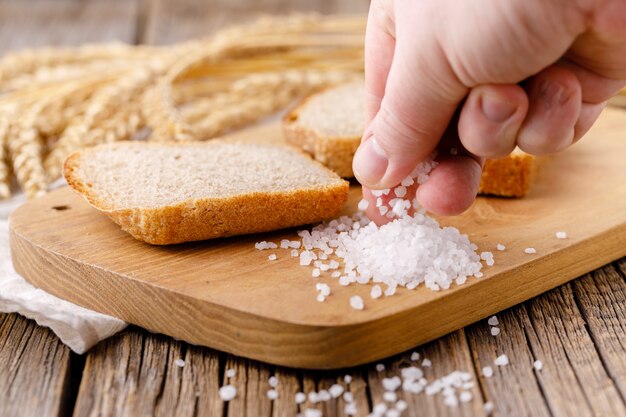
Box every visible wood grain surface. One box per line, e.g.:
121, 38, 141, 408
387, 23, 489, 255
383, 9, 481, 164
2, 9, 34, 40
9, 108, 626, 369
2, 1, 626, 416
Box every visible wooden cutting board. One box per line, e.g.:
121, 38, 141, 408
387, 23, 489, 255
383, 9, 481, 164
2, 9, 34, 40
9, 108, 626, 369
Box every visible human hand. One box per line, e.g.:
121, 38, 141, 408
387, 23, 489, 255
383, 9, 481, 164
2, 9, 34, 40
354, 0, 626, 222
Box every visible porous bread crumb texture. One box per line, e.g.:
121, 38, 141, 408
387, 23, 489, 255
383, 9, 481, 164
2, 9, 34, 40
64, 141, 349, 245
284, 81, 539, 197
283, 81, 363, 178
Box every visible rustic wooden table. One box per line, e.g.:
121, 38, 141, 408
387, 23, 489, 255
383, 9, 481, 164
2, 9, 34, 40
1, 1, 625, 416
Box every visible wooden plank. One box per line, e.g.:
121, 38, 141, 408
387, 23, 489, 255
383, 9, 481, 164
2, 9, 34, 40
73, 329, 223, 417
0, 313, 73, 417
141, 0, 368, 44
571, 263, 626, 399
523, 284, 626, 417
0, 0, 139, 53
466, 308, 552, 417
224, 355, 273, 417
10, 109, 626, 369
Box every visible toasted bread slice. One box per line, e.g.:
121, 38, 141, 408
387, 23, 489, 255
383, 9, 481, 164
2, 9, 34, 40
64, 141, 349, 245
284, 81, 538, 197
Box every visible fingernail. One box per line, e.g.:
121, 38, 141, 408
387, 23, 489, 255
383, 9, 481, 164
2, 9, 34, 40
539, 80, 567, 107
481, 93, 518, 123
353, 136, 388, 186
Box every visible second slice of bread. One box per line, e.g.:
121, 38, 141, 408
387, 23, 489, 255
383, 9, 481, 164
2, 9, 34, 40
64, 141, 349, 245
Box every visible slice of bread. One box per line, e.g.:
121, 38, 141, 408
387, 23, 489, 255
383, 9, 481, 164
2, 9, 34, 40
283, 80, 364, 178
284, 81, 537, 197
64, 141, 349, 245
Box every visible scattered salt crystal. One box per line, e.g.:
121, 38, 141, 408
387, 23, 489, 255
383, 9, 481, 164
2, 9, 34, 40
533, 360, 543, 371
267, 389, 278, 400
490, 327, 500, 336
295, 392, 306, 404
308, 392, 319, 403
443, 395, 459, 408
280, 239, 290, 249
304, 409, 322, 417
316, 294, 326, 302
316, 283, 331, 296
291, 249, 299, 257
344, 402, 357, 415
379, 205, 389, 215
343, 391, 354, 402
318, 390, 331, 401
376, 363, 385, 372
268, 254, 277, 261
290, 240, 301, 249
482, 366, 493, 378
358, 199, 370, 211
174, 358, 185, 367
372, 189, 384, 197
382, 376, 401, 391
384, 285, 396, 297
255, 241, 267, 250
496, 243, 506, 251
312, 268, 321, 278
219, 385, 237, 401
339, 276, 351, 286
395, 399, 408, 411
376, 197, 383, 207
421, 359, 432, 368
394, 186, 407, 198
494, 354, 509, 366
268, 375, 278, 387
383, 391, 397, 402
371, 285, 383, 299
329, 260, 340, 269
484, 401, 495, 414
487, 316, 499, 326
225, 368, 236, 378
331, 271, 341, 278
319, 263, 330, 272
350, 295, 364, 310
410, 352, 420, 361
329, 384, 344, 398
459, 391, 473, 402
524, 247, 536, 254
386, 409, 400, 417
556, 231, 567, 239
344, 374, 353, 384
373, 403, 387, 414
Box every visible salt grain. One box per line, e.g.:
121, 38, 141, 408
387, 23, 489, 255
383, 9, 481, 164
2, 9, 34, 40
484, 401, 495, 414
350, 295, 364, 310
316, 283, 331, 297
487, 316, 499, 326
371, 285, 383, 299
376, 363, 386, 372
343, 391, 354, 402
410, 352, 420, 361
383, 391, 397, 402
267, 389, 278, 400
494, 354, 509, 366
318, 390, 331, 401
524, 247, 536, 254
329, 384, 344, 398
344, 374, 353, 384
174, 358, 185, 367
496, 243, 506, 251
386, 409, 400, 417
482, 366, 493, 378
490, 327, 500, 336
344, 402, 357, 415
304, 409, 322, 417
312, 268, 321, 278
291, 249, 299, 257
395, 399, 408, 411
358, 199, 370, 211
533, 360, 543, 371
269, 375, 278, 387
219, 385, 237, 401
295, 392, 306, 404
459, 391, 473, 402
316, 294, 326, 302
556, 231, 567, 239
422, 359, 432, 368
373, 403, 387, 414
225, 368, 236, 378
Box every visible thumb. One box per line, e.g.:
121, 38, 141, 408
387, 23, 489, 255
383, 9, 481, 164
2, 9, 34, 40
353, 37, 467, 189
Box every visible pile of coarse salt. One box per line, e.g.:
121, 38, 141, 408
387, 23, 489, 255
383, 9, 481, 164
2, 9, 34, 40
283, 155, 486, 306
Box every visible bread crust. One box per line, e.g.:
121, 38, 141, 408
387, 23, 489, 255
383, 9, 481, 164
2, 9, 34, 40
479, 153, 537, 197
283, 91, 360, 178
64, 143, 349, 245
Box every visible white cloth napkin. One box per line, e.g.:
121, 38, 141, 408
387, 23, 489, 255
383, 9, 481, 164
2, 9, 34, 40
0, 192, 127, 353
